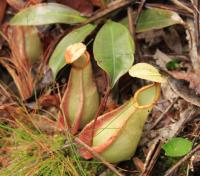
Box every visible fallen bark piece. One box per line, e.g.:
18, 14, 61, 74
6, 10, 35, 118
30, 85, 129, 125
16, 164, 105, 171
168, 76, 200, 107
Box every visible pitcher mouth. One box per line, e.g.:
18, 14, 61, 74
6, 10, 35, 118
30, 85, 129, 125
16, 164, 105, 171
65, 43, 86, 64
132, 83, 161, 109
71, 51, 90, 69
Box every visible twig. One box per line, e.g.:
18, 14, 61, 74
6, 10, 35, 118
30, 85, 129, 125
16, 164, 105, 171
193, 0, 200, 54
133, 0, 146, 63
150, 97, 178, 130
127, 7, 134, 37
0, 82, 13, 102
82, 0, 134, 25
141, 140, 163, 176
171, 0, 193, 14
164, 144, 200, 176
74, 137, 124, 176
134, 0, 146, 24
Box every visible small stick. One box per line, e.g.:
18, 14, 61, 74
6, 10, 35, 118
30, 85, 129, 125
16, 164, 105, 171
127, 5, 143, 65
134, 0, 146, 24
150, 97, 178, 130
141, 140, 163, 176
133, 0, 146, 63
171, 0, 193, 14
193, 1, 199, 44
82, 0, 134, 25
127, 7, 134, 37
74, 137, 124, 176
164, 144, 200, 176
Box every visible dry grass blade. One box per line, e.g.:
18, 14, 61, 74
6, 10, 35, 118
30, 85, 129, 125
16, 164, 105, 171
0, 82, 14, 103
0, 26, 36, 100
171, 0, 193, 13
0, 57, 34, 100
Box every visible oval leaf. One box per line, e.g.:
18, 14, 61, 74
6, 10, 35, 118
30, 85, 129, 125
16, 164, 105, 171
93, 20, 135, 87
10, 3, 85, 26
129, 63, 166, 83
162, 137, 193, 157
136, 8, 183, 32
49, 24, 95, 78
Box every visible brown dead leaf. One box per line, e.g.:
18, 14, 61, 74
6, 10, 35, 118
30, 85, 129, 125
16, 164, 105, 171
153, 49, 171, 70
0, 157, 9, 168
0, 0, 7, 23
154, 49, 200, 98
90, 0, 104, 7
7, 0, 42, 11
141, 105, 199, 147
56, 0, 93, 14
154, 105, 199, 141
0, 37, 3, 52
0, 104, 22, 123
162, 27, 182, 54
35, 66, 53, 90
137, 30, 164, 47
168, 76, 200, 107
192, 151, 200, 167
161, 83, 177, 102
31, 114, 57, 134
6, 0, 25, 11
133, 157, 145, 172
138, 28, 182, 55
38, 94, 60, 108
169, 71, 200, 96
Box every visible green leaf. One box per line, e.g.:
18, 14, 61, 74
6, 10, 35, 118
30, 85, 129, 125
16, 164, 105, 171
120, 17, 129, 28
136, 8, 183, 32
49, 24, 95, 78
162, 137, 193, 157
10, 3, 85, 26
129, 63, 166, 83
93, 20, 135, 87
120, 8, 183, 33
166, 59, 180, 70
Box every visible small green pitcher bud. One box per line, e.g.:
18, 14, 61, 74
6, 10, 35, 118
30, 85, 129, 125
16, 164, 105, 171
79, 83, 160, 163
6, 26, 43, 64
